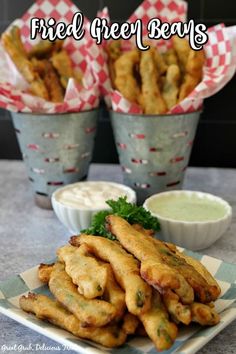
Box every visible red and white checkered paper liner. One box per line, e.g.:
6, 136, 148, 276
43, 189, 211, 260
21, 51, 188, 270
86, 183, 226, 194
0, 0, 99, 113
97, 0, 236, 114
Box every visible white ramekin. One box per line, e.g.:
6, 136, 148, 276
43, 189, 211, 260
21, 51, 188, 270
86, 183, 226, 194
143, 190, 232, 251
52, 181, 136, 234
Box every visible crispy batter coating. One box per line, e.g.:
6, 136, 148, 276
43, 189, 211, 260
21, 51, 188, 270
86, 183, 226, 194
28, 40, 54, 59
32, 59, 65, 102
22, 224, 221, 350
74, 68, 83, 84
132, 224, 155, 237
162, 64, 181, 110
149, 238, 218, 303
139, 290, 178, 351
190, 302, 220, 326
122, 313, 139, 335
163, 48, 179, 66
51, 40, 64, 54
29, 40, 72, 99
163, 240, 220, 303
1, 27, 80, 101
163, 289, 220, 326
172, 36, 191, 71
114, 49, 141, 105
179, 49, 205, 101
154, 242, 209, 302
140, 48, 167, 114
10, 26, 27, 57
28, 39, 64, 59
153, 47, 167, 75
106, 215, 194, 304
43, 61, 64, 102
107, 40, 122, 61
109, 216, 219, 304
108, 38, 204, 108
162, 290, 191, 325
19, 293, 127, 348
57, 244, 108, 299
186, 49, 205, 76
38, 262, 125, 327
179, 73, 201, 101
31, 57, 47, 76
106, 41, 122, 89
38, 263, 54, 283
51, 49, 81, 89
2, 27, 37, 82
48, 263, 116, 327
29, 80, 49, 100
70, 235, 152, 316
2, 28, 49, 100
166, 243, 221, 298
172, 36, 205, 101
102, 263, 126, 320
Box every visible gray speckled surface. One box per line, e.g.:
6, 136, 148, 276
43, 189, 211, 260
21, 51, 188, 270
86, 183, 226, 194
0, 161, 236, 354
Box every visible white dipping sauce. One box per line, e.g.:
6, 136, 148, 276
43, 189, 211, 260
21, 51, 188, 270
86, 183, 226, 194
55, 181, 133, 209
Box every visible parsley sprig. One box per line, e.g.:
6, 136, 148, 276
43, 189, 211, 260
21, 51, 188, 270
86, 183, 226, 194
81, 196, 160, 240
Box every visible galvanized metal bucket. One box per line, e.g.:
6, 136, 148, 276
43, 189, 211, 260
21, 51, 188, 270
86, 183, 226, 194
111, 111, 201, 204
11, 110, 98, 209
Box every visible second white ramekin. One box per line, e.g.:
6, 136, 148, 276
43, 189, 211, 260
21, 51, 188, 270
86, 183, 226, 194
143, 190, 232, 251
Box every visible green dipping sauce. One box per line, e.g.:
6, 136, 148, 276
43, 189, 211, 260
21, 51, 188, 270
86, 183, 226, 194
148, 193, 227, 222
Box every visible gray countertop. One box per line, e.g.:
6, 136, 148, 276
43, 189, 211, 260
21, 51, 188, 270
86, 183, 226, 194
0, 161, 236, 354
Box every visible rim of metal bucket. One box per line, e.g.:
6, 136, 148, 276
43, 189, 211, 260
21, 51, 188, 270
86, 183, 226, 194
109, 108, 202, 118
11, 108, 99, 117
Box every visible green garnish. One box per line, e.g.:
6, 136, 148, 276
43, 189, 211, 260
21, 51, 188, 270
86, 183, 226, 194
96, 285, 102, 292
82, 210, 116, 240
160, 249, 185, 266
81, 196, 160, 239
159, 249, 173, 256
157, 321, 173, 344
136, 290, 145, 307
157, 328, 172, 344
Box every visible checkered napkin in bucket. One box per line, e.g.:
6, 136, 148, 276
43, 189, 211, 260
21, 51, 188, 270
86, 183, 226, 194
0, 250, 236, 354
0, 0, 99, 114
96, 0, 236, 114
